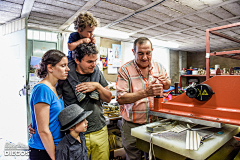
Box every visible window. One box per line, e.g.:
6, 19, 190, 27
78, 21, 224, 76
27, 29, 58, 42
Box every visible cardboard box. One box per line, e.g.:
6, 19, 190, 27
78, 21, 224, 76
115, 135, 122, 148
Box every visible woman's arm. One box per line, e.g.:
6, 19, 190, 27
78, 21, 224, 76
35, 102, 55, 160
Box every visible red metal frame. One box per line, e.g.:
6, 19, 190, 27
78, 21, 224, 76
206, 22, 240, 79
151, 22, 240, 126
210, 50, 240, 56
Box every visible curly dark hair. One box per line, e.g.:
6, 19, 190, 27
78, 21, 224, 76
73, 43, 98, 62
73, 12, 99, 31
133, 37, 152, 52
36, 50, 66, 78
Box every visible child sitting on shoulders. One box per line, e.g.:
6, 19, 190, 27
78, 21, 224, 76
67, 12, 100, 103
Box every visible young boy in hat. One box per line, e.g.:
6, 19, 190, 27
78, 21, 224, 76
67, 12, 100, 103
55, 104, 92, 160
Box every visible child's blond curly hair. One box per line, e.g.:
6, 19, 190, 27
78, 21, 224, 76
73, 12, 99, 31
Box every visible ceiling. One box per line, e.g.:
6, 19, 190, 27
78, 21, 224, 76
1, 0, 240, 52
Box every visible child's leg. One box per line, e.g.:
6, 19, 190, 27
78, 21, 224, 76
89, 65, 100, 100
68, 60, 86, 102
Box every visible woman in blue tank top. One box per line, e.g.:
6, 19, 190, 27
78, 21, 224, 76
28, 50, 70, 160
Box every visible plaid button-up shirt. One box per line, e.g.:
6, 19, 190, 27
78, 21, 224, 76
116, 60, 170, 124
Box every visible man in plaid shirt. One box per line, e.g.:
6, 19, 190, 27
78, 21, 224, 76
116, 37, 171, 160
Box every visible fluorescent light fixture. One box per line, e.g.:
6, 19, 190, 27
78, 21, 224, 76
67, 24, 129, 39
149, 38, 179, 48
94, 27, 129, 39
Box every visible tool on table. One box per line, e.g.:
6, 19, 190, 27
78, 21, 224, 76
200, 133, 214, 146
147, 119, 178, 133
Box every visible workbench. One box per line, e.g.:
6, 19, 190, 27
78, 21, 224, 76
131, 122, 240, 160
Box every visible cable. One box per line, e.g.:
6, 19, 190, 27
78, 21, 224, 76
107, 0, 166, 28
149, 130, 168, 160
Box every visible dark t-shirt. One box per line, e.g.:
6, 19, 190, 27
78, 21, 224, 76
68, 32, 80, 59
57, 71, 108, 134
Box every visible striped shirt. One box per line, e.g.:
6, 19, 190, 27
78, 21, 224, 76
116, 60, 170, 124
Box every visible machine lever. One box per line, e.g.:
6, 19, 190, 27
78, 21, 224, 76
187, 124, 212, 131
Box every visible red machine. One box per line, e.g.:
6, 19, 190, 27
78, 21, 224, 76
151, 75, 240, 126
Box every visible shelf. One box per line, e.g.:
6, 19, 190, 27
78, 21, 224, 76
180, 74, 240, 87
180, 75, 215, 87
181, 75, 206, 77
180, 75, 215, 77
